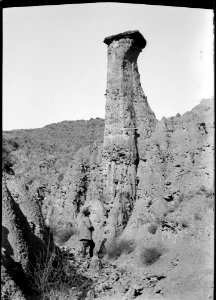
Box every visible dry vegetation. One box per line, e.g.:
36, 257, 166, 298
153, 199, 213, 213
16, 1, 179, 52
27, 242, 92, 299
141, 245, 166, 266
106, 239, 135, 259
148, 223, 158, 234
50, 223, 76, 245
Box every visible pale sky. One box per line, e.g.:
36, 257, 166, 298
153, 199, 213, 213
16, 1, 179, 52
3, 3, 214, 130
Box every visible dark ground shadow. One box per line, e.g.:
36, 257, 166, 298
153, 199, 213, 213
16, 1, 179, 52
2, 249, 34, 296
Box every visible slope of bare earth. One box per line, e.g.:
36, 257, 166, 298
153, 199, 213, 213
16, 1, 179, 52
2, 118, 104, 220
2, 118, 104, 299
2, 99, 214, 300
65, 98, 214, 300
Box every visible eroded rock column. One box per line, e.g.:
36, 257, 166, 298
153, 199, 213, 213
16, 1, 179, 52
102, 31, 156, 239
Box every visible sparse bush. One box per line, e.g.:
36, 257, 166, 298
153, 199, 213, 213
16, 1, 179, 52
154, 217, 161, 225
50, 223, 75, 245
27, 247, 68, 296
180, 219, 189, 228
56, 228, 74, 245
199, 185, 207, 193
167, 207, 174, 213
137, 216, 149, 225
177, 193, 184, 203
58, 173, 64, 182
141, 245, 165, 266
154, 214, 166, 226
27, 243, 92, 299
194, 213, 202, 221
118, 267, 127, 276
197, 186, 214, 200
206, 189, 214, 198
197, 185, 211, 195
207, 196, 214, 209
148, 223, 158, 234
168, 200, 181, 213
167, 206, 175, 213
106, 239, 135, 259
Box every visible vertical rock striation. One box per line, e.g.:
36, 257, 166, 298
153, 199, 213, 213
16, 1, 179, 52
2, 174, 46, 268
2, 172, 48, 298
102, 31, 156, 239
6, 176, 48, 243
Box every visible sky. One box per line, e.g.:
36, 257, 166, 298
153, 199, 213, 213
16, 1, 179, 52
3, 3, 214, 130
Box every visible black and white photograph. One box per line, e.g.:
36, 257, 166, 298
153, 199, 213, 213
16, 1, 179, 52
2, 2, 214, 299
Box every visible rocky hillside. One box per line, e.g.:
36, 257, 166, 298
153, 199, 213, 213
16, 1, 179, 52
2, 118, 105, 299
2, 30, 214, 300
3, 99, 214, 300
3, 118, 104, 221
3, 117, 104, 178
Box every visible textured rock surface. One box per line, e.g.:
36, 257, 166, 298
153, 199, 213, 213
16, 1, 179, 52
2, 150, 51, 298
1, 249, 29, 300
2, 173, 45, 299
5, 175, 48, 242
102, 30, 156, 239
2, 30, 214, 300
3, 175, 35, 272
123, 98, 214, 242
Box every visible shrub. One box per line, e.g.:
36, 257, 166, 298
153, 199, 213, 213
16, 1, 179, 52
199, 185, 207, 193
167, 206, 175, 213
58, 173, 64, 182
177, 193, 184, 203
27, 245, 92, 299
180, 219, 189, 228
196, 185, 213, 196
141, 246, 165, 266
118, 267, 127, 276
106, 239, 135, 259
154, 213, 167, 226
207, 196, 214, 209
196, 186, 214, 202
27, 248, 67, 296
206, 189, 214, 198
194, 213, 202, 221
168, 200, 181, 213
50, 223, 75, 245
148, 224, 158, 234
59, 229, 74, 245
137, 216, 149, 225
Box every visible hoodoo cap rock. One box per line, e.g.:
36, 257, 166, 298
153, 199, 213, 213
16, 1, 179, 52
103, 30, 146, 49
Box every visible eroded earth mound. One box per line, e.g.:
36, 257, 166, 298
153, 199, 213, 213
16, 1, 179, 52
2, 30, 214, 300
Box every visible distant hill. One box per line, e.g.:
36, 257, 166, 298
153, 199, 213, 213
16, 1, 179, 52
3, 118, 105, 184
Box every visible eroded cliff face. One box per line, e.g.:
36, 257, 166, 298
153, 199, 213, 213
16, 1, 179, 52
122, 98, 214, 241
2, 144, 53, 298
2, 30, 213, 300
102, 31, 156, 239
2, 172, 48, 299
5, 175, 48, 243
27, 31, 213, 251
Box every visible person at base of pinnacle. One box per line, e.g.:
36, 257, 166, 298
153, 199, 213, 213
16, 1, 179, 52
79, 207, 95, 259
